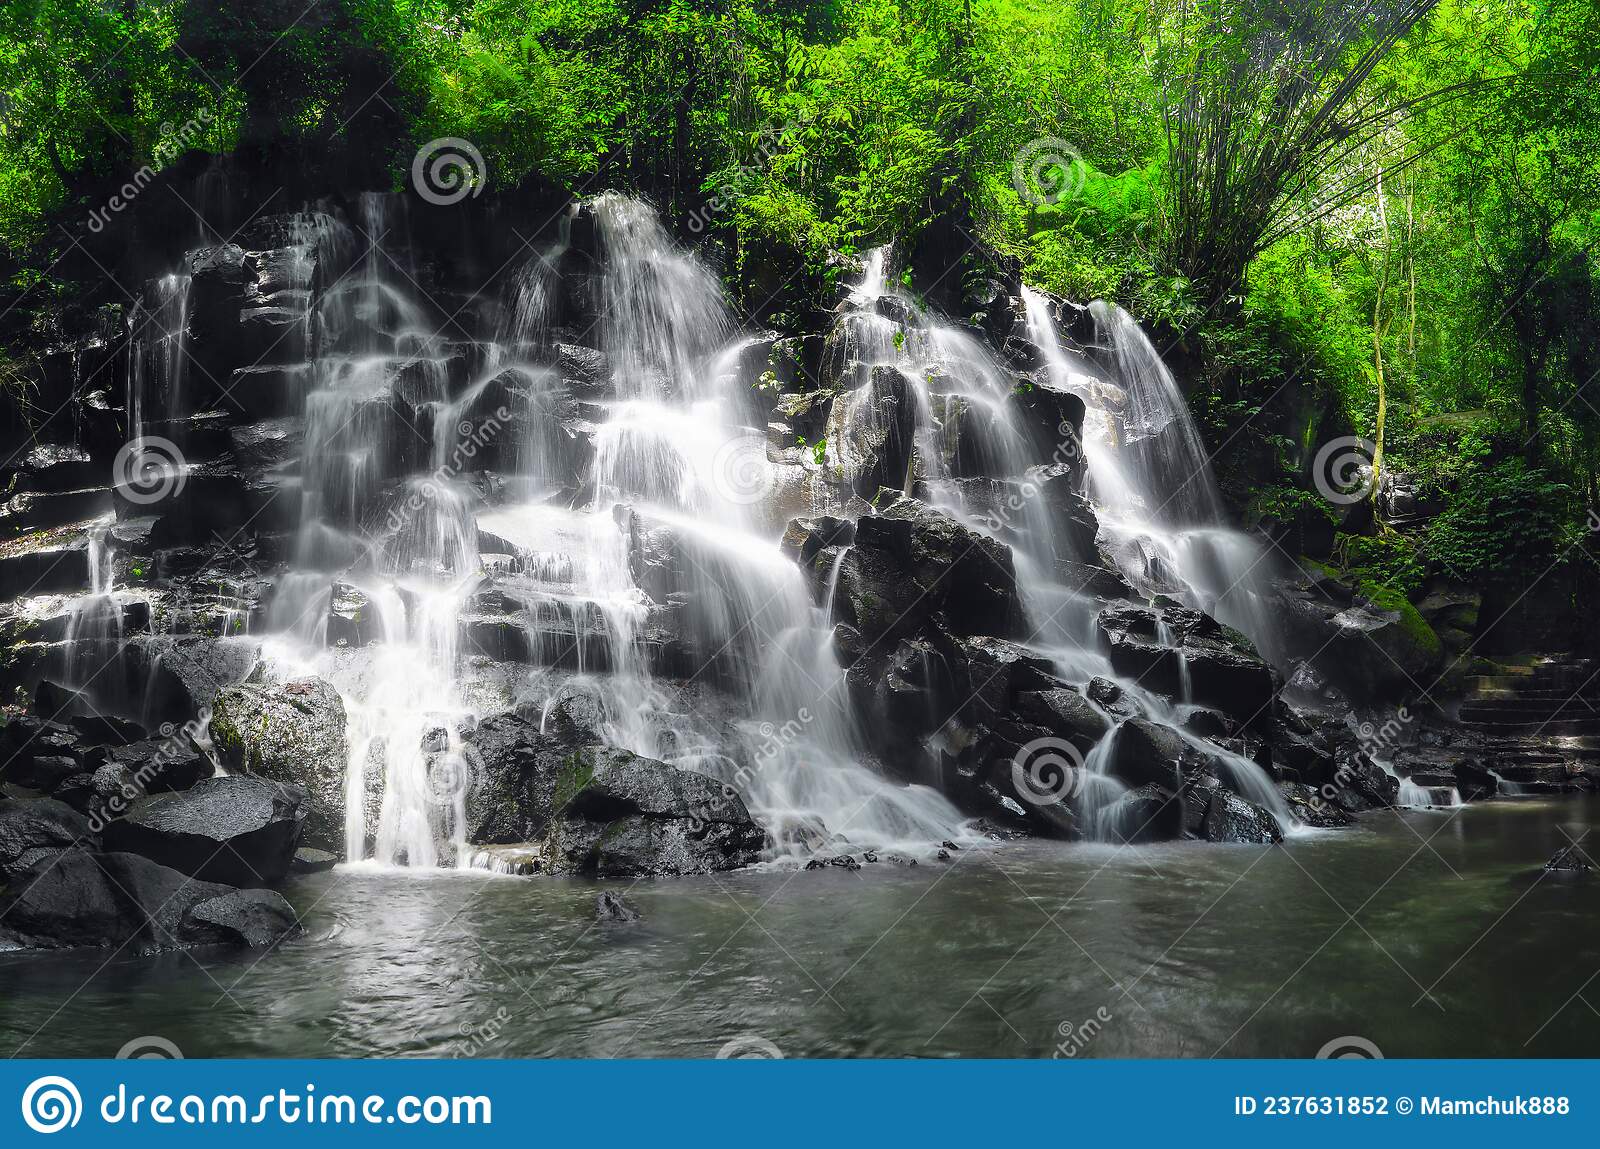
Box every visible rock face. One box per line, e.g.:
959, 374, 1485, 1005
0, 849, 300, 953
0, 797, 96, 881
831, 498, 1021, 644
102, 776, 307, 887
209, 676, 356, 852
465, 713, 766, 875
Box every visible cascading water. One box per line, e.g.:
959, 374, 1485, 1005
247, 193, 968, 869
823, 256, 1294, 837
1023, 291, 1290, 668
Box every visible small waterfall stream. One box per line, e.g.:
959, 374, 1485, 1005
828, 253, 1295, 837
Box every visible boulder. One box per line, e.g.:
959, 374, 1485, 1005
0, 798, 96, 881
1197, 787, 1283, 844
1106, 718, 1188, 791
464, 713, 766, 875
102, 776, 306, 886
833, 498, 1020, 644
209, 676, 356, 852
0, 850, 299, 953
1099, 783, 1182, 843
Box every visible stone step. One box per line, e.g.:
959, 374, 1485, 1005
1461, 717, 1600, 736
1459, 699, 1600, 721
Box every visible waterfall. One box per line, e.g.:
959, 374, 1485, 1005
245, 193, 968, 869
127, 273, 192, 428
1023, 290, 1289, 668
821, 268, 1294, 837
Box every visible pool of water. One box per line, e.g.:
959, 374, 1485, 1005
2, 796, 1596, 1058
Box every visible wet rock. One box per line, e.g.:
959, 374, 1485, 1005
1277, 781, 1354, 827
1544, 845, 1595, 873
69, 711, 148, 747
209, 676, 355, 852
1453, 760, 1498, 802
0, 850, 299, 953
1197, 787, 1283, 844
466, 713, 766, 875
102, 776, 307, 887
594, 891, 641, 922
186, 888, 302, 948
833, 498, 1020, 645
290, 846, 339, 874
0, 797, 96, 881
107, 737, 212, 795
1101, 783, 1183, 843
1106, 718, 1188, 791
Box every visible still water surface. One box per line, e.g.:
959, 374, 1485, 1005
2, 797, 1596, 1058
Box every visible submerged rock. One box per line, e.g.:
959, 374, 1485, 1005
1544, 845, 1595, 873
594, 891, 641, 922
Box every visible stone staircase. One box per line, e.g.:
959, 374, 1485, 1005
1456, 657, 1600, 792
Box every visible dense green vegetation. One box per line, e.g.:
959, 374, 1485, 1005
4, 0, 1599, 609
